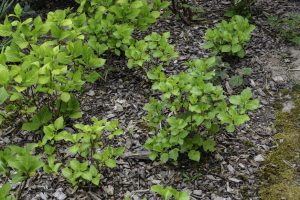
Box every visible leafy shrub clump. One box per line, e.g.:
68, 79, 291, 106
151, 185, 190, 200
0, 6, 105, 129
74, 0, 170, 56
41, 117, 125, 186
204, 15, 255, 58
144, 57, 259, 163
268, 12, 300, 45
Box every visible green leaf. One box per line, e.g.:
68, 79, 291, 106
105, 159, 117, 168
61, 92, 71, 102
221, 45, 231, 52
149, 152, 158, 161
245, 99, 260, 110
203, 139, 216, 152
14, 4, 23, 18
54, 117, 64, 130
229, 75, 244, 88
188, 150, 200, 161
0, 65, 9, 85
0, 87, 9, 105
160, 153, 169, 163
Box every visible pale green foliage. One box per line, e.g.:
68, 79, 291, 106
144, 57, 259, 163
62, 160, 101, 186
0, 5, 105, 129
204, 15, 255, 58
125, 32, 178, 68
0, 144, 44, 196
41, 117, 125, 186
75, 0, 170, 55
0, 183, 15, 200
151, 185, 190, 200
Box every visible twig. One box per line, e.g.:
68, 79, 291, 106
121, 151, 150, 160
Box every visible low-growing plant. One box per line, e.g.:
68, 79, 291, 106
144, 57, 259, 163
151, 185, 190, 200
225, 0, 256, 18
229, 67, 253, 88
169, 0, 193, 24
0, 183, 15, 200
268, 12, 300, 45
43, 117, 125, 186
0, 5, 105, 130
0, 144, 44, 199
0, 0, 15, 21
204, 15, 255, 58
74, 0, 170, 56
125, 32, 178, 68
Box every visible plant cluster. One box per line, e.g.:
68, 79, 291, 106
0, 144, 44, 199
225, 0, 256, 18
204, 15, 255, 58
143, 57, 259, 163
0, 0, 260, 198
0, 6, 105, 129
268, 12, 300, 45
0, 1, 176, 128
151, 185, 190, 200
75, 0, 170, 56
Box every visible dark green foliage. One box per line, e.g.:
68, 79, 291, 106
268, 12, 300, 45
225, 0, 256, 18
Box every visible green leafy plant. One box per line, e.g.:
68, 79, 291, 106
75, 0, 170, 55
0, 5, 105, 130
144, 57, 259, 163
0, 144, 44, 199
229, 67, 253, 88
125, 32, 178, 68
62, 159, 101, 186
151, 185, 190, 200
225, 0, 256, 18
268, 12, 300, 45
204, 15, 255, 58
48, 117, 125, 186
0, 183, 15, 200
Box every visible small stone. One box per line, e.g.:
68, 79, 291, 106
103, 185, 114, 195
53, 188, 66, 200
254, 154, 265, 162
272, 75, 285, 83
87, 90, 95, 96
114, 103, 124, 112
152, 179, 161, 184
211, 194, 225, 200
227, 165, 235, 174
228, 177, 242, 183
282, 101, 294, 112
193, 190, 202, 196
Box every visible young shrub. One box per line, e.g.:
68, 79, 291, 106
151, 185, 190, 200
75, 0, 170, 56
0, 144, 44, 198
204, 15, 255, 58
45, 117, 125, 186
268, 12, 300, 45
125, 32, 178, 69
0, 5, 105, 130
144, 57, 259, 163
225, 0, 256, 18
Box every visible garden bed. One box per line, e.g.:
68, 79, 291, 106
0, 0, 300, 199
